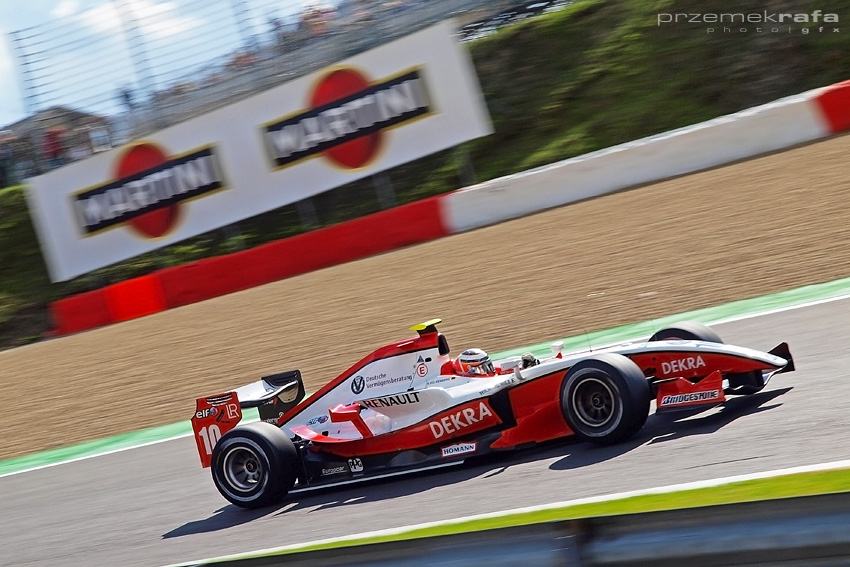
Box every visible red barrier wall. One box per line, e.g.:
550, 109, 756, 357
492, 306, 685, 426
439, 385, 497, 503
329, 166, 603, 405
50, 196, 450, 335
104, 275, 167, 322
156, 263, 206, 308
273, 195, 449, 277
155, 195, 449, 311
815, 80, 850, 134
50, 289, 112, 335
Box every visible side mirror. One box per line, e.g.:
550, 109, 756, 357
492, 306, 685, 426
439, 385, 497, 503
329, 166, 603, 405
499, 356, 522, 372
551, 341, 564, 358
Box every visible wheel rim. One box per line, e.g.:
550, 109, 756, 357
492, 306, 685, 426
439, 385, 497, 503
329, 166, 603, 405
222, 445, 264, 493
572, 376, 616, 428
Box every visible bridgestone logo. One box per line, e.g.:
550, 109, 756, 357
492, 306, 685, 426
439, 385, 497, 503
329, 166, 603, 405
73, 146, 223, 234
660, 390, 720, 406
264, 69, 430, 168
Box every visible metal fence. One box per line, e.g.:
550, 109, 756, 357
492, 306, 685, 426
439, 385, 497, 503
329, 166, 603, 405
1, 0, 572, 189
6, 0, 513, 143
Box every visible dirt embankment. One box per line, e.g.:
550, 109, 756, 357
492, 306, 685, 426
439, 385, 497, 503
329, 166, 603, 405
1, 133, 848, 462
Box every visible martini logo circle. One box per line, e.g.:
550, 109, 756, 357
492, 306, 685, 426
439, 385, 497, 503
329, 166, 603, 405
114, 144, 176, 238
264, 67, 431, 170
73, 143, 225, 238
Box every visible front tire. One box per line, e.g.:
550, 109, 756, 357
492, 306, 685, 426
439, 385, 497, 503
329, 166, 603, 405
211, 422, 298, 509
649, 321, 723, 343
560, 353, 651, 445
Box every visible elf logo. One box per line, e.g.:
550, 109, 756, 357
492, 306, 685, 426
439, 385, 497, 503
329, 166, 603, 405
73, 142, 226, 238
263, 67, 431, 170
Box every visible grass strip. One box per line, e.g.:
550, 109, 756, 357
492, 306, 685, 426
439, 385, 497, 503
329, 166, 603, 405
194, 467, 850, 564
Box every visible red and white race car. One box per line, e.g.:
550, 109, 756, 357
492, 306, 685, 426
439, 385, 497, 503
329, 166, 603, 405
192, 319, 794, 509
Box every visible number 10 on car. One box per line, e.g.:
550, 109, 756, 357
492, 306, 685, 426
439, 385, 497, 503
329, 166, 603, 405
191, 392, 243, 467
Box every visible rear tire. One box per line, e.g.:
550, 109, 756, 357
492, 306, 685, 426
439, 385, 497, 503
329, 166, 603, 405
211, 422, 298, 509
649, 321, 723, 343
560, 353, 651, 445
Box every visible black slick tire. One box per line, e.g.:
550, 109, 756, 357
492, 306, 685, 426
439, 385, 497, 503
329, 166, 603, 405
649, 321, 723, 343
211, 421, 298, 509
560, 353, 651, 445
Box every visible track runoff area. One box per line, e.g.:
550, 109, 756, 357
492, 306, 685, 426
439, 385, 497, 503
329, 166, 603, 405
3, 275, 850, 478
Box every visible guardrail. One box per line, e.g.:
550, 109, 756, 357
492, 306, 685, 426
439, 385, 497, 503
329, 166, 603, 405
180, 492, 850, 566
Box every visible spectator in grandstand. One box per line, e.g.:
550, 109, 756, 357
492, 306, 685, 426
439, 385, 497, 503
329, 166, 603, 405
227, 51, 258, 71
43, 127, 67, 168
119, 86, 136, 111
66, 127, 93, 163
88, 125, 112, 153
300, 3, 338, 39
269, 15, 283, 39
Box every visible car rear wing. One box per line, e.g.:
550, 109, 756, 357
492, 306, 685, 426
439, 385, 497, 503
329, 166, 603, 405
191, 370, 306, 467
233, 370, 306, 422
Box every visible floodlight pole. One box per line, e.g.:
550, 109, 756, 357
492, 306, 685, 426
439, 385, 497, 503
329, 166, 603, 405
113, 0, 158, 100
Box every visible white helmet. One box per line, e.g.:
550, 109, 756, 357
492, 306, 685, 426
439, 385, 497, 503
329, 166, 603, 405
452, 348, 495, 376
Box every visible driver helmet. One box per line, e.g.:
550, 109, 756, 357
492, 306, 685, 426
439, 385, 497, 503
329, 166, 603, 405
452, 348, 495, 376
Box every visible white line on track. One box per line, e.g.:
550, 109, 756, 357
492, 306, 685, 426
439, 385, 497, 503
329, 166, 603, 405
709, 292, 850, 327
0, 434, 192, 479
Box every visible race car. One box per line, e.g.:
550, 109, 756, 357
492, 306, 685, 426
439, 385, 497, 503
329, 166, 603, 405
191, 319, 794, 509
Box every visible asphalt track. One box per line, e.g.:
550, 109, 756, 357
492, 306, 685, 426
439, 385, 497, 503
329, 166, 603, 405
2, 297, 849, 567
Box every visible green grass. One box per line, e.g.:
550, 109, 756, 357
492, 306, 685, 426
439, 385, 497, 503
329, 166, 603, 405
315, 469, 850, 544
3, 0, 850, 347
182, 466, 850, 564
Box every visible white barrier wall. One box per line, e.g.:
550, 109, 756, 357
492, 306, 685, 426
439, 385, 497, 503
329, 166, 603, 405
442, 89, 830, 234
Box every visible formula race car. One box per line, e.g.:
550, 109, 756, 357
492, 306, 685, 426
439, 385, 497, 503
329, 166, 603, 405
191, 319, 794, 509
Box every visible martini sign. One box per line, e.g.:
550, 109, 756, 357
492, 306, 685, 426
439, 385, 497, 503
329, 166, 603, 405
74, 143, 225, 237
25, 20, 493, 282
264, 68, 431, 170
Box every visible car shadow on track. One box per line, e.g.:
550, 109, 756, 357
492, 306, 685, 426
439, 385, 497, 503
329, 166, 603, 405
645, 386, 792, 443
162, 505, 278, 539
273, 451, 545, 516
548, 386, 792, 471
164, 387, 792, 537
162, 461, 505, 538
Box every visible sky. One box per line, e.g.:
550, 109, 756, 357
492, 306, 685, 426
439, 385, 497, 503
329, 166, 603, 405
0, 0, 330, 128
